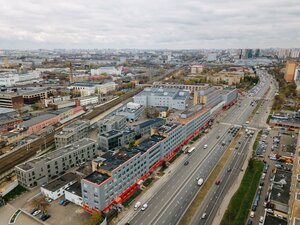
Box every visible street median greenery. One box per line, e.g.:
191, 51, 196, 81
220, 159, 264, 225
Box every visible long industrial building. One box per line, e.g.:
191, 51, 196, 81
80, 87, 238, 213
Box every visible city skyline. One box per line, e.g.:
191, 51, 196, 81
1, 0, 300, 49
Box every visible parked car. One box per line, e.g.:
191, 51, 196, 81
31, 208, 38, 215
259, 216, 264, 223
63, 200, 70, 206
33, 210, 41, 216
59, 199, 65, 205
201, 213, 207, 219
184, 161, 189, 166
215, 180, 221, 185
250, 211, 255, 218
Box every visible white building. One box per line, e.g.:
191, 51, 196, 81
133, 88, 190, 110
0, 71, 41, 87
77, 96, 99, 106
40, 173, 77, 200
70, 82, 116, 96
191, 65, 204, 74
91, 67, 122, 76
65, 182, 83, 206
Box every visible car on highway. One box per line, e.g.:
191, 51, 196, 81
141, 203, 148, 211
134, 201, 141, 210
203, 144, 208, 149
227, 168, 231, 172
201, 212, 207, 219
215, 180, 221, 185
184, 161, 189, 166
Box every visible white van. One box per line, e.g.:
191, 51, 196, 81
204, 144, 208, 149
134, 201, 141, 210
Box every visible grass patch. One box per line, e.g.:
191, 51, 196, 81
252, 130, 262, 153
3, 185, 27, 203
143, 178, 154, 187
121, 189, 142, 207
220, 159, 264, 225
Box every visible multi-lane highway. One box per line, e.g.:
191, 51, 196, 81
192, 133, 253, 225
126, 69, 275, 225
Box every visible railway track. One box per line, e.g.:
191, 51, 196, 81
0, 88, 142, 177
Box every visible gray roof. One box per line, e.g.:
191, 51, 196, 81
136, 87, 189, 100
42, 173, 78, 192
0, 107, 16, 114
18, 113, 57, 128
16, 138, 96, 171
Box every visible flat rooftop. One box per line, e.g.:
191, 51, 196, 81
157, 123, 180, 134
84, 171, 110, 185
16, 138, 96, 171
42, 173, 77, 192
18, 113, 57, 128
100, 130, 122, 138
264, 214, 287, 225
135, 87, 189, 100
55, 120, 89, 137
270, 169, 292, 205
136, 118, 165, 129
99, 135, 165, 172
65, 181, 82, 197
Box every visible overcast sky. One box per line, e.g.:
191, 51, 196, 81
1, 0, 300, 49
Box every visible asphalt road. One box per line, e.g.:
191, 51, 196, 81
188, 70, 277, 225
192, 133, 253, 225
127, 70, 274, 225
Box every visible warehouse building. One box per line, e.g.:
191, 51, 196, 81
133, 87, 190, 110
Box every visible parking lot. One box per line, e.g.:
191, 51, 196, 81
248, 128, 297, 225
23, 196, 90, 225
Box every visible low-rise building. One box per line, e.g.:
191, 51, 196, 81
0, 108, 22, 133
133, 118, 166, 136
17, 113, 60, 135
191, 65, 204, 74
98, 115, 127, 134
55, 120, 90, 148
269, 169, 292, 215
98, 130, 124, 151
76, 95, 99, 106
65, 181, 83, 206
115, 102, 144, 121
70, 82, 116, 96
41, 172, 78, 200
15, 138, 97, 188
0, 93, 24, 109
133, 88, 190, 110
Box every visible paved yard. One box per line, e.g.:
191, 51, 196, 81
22, 197, 90, 225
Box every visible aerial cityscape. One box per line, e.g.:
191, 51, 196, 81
0, 1, 300, 225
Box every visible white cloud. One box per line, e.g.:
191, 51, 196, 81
0, 0, 299, 49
